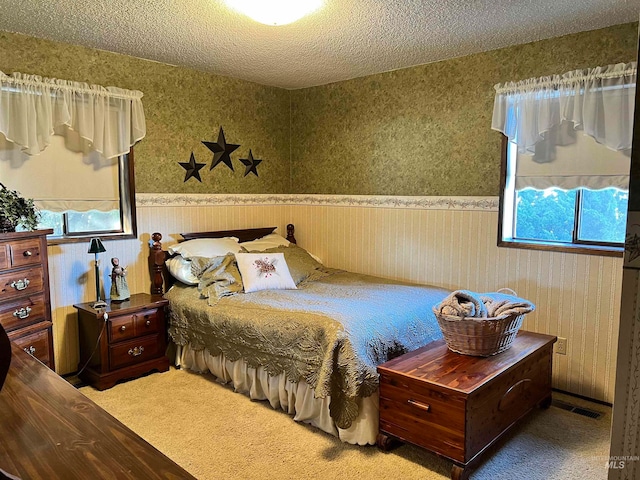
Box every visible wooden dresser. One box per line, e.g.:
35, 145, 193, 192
0, 229, 54, 370
75, 293, 170, 390
377, 331, 556, 480
0, 343, 196, 479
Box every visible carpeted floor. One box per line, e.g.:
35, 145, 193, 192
80, 367, 611, 480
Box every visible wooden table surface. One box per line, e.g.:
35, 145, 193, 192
0, 344, 196, 480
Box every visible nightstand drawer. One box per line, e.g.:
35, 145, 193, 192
108, 309, 160, 343
0, 294, 46, 331
0, 266, 44, 302
109, 334, 161, 370
109, 315, 136, 343
9, 239, 43, 268
11, 326, 52, 367
135, 309, 160, 335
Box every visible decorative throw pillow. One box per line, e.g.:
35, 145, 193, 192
239, 233, 290, 251
235, 252, 297, 293
251, 244, 330, 285
167, 237, 242, 259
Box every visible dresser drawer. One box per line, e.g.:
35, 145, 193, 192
0, 245, 8, 270
0, 266, 44, 302
9, 239, 43, 268
11, 326, 52, 367
109, 334, 161, 370
0, 294, 46, 332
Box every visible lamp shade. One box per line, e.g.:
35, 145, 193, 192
88, 238, 106, 254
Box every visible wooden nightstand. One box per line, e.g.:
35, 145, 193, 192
377, 331, 556, 480
75, 293, 170, 390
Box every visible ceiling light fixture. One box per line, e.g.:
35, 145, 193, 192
225, 0, 323, 26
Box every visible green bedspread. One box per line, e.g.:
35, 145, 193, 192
165, 271, 447, 429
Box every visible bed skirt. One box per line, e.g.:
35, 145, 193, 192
175, 344, 379, 445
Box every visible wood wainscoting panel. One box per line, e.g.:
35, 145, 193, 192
45, 194, 622, 405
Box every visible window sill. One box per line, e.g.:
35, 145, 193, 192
47, 233, 137, 246
498, 239, 623, 258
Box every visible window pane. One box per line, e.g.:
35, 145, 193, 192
515, 188, 576, 243
578, 188, 628, 244
33, 211, 64, 236
67, 210, 121, 234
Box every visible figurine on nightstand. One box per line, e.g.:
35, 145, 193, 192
110, 257, 130, 302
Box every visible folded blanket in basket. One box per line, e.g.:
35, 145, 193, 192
437, 290, 488, 317
480, 292, 535, 317
436, 290, 535, 319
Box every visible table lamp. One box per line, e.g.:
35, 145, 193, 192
88, 238, 107, 309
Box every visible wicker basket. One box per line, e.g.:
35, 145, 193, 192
434, 309, 524, 357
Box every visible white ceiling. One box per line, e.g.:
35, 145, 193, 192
0, 1, 636, 89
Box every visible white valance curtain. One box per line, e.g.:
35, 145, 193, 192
491, 62, 636, 154
0, 71, 146, 159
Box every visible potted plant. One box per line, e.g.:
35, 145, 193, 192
0, 182, 39, 232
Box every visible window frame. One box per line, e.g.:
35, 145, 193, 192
45, 148, 137, 245
497, 135, 624, 258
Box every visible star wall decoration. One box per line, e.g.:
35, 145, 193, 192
240, 150, 262, 177
179, 152, 206, 182
202, 127, 240, 172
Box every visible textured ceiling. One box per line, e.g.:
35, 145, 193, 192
0, 0, 636, 89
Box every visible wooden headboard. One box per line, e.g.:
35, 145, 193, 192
149, 224, 297, 295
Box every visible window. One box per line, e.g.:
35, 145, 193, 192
36, 152, 136, 242
0, 134, 136, 243
0, 71, 145, 244
499, 135, 628, 255
492, 62, 635, 256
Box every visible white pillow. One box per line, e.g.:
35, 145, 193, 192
165, 256, 198, 285
168, 237, 242, 259
235, 252, 297, 293
240, 233, 290, 252
307, 252, 323, 264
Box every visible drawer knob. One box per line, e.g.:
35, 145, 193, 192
23, 250, 32, 257
407, 399, 431, 412
24, 345, 36, 355
128, 346, 144, 357
13, 306, 32, 319
120, 325, 126, 332
10, 278, 30, 291
145, 320, 151, 326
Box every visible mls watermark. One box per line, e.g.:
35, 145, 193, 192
596, 456, 640, 469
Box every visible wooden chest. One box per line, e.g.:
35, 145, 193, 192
75, 293, 170, 390
377, 330, 556, 480
0, 229, 55, 369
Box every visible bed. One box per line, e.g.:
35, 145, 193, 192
149, 225, 448, 445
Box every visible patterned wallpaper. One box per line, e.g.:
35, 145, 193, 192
290, 23, 638, 196
0, 31, 291, 194
0, 24, 636, 197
